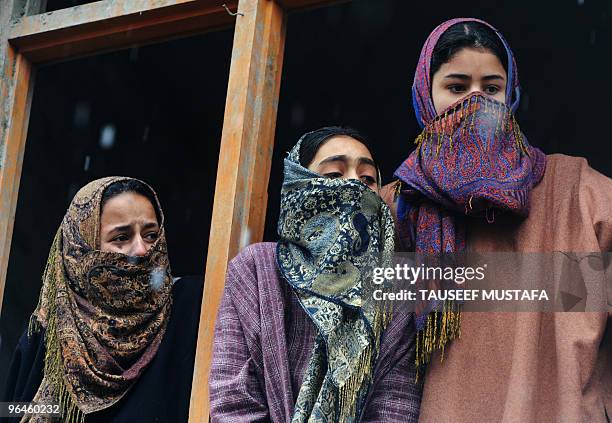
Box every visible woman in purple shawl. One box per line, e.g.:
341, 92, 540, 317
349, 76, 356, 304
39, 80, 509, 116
209, 127, 421, 422
383, 18, 612, 422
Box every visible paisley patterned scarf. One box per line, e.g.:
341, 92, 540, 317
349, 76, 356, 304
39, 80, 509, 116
394, 18, 546, 377
25, 177, 173, 423
277, 138, 395, 423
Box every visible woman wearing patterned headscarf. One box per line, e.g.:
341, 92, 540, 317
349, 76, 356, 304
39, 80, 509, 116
2, 177, 203, 422
382, 18, 612, 422
209, 126, 421, 422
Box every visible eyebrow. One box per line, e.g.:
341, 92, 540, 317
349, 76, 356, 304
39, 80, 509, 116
318, 155, 348, 166
108, 225, 131, 234
444, 73, 505, 81
482, 74, 505, 81
141, 222, 159, 230
318, 155, 377, 169
358, 157, 377, 168
444, 73, 471, 80
108, 221, 158, 233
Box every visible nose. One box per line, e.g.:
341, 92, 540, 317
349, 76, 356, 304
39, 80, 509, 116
130, 236, 149, 257
468, 85, 482, 96
345, 168, 359, 182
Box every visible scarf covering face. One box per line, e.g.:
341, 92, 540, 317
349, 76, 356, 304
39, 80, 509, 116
276, 138, 395, 423
25, 177, 173, 423
394, 18, 546, 377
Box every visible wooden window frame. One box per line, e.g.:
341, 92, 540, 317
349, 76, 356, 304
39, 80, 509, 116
0, 0, 346, 420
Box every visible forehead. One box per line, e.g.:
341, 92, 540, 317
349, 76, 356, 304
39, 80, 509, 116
313, 136, 373, 161
100, 192, 158, 225
438, 48, 506, 77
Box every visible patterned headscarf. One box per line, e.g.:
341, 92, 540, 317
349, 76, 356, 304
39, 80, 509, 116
25, 177, 173, 423
394, 18, 546, 378
277, 136, 395, 423
411, 18, 521, 128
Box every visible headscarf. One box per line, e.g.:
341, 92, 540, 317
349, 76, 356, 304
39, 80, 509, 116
276, 136, 395, 423
394, 18, 546, 377
25, 177, 173, 423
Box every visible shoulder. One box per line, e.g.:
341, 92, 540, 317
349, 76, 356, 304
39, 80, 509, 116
172, 275, 204, 301
545, 154, 611, 183
543, 154, 612, 198
225, 242, 280, 293
227, 242, 278, 273
169, 276, 204, 325
542, 154, 584, 192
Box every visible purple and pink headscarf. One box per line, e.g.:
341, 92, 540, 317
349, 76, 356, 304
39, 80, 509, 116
393, 18, 546, 376
411, 18, 521, 128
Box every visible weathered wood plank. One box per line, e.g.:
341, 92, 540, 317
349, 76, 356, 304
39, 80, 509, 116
9, 0, 238, 63
188, 0, 286, 421
278, 0, 348, 12
0, 0, 44, 317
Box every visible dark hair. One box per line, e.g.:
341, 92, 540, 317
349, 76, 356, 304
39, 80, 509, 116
299, 126, 373, 168
430, 21, 508, 81
101, 179, 161, 223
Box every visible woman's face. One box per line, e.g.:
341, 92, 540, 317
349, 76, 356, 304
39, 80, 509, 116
431, 47, 507, 115
307, 136, 379, 193
100, 192, 160, 256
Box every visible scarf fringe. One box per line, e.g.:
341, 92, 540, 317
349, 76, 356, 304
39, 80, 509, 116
29, 229, 85, 423
414, 95, 530, 158
415, 300, 461, 384
28, 229, 61, 338
337, 307, 392, 422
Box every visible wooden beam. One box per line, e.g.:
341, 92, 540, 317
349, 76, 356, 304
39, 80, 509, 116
8, 0, 239, 63
0, 50, 34, 318
188, 0, 286, 421
0, 0, 44, 317
277, 0, 348, 12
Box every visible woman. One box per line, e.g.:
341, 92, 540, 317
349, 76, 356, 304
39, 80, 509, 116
385, 18, 612, 422
2, 177, 203, 422
209, 126, 421, 422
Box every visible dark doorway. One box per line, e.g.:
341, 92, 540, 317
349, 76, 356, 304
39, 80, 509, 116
0, 29, 232, 386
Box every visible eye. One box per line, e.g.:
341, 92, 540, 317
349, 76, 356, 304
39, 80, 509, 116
360, 175, 376, 185
324, 172, 343, 179
112, 234, 129, 243
448, 84, 467, 94
144, 232, 159, 242
484, 85, 500, 95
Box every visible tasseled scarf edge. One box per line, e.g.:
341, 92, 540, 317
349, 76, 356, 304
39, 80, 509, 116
414, 300, 462, 384
337, 306, 393, 422
28, 229, 85, 423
